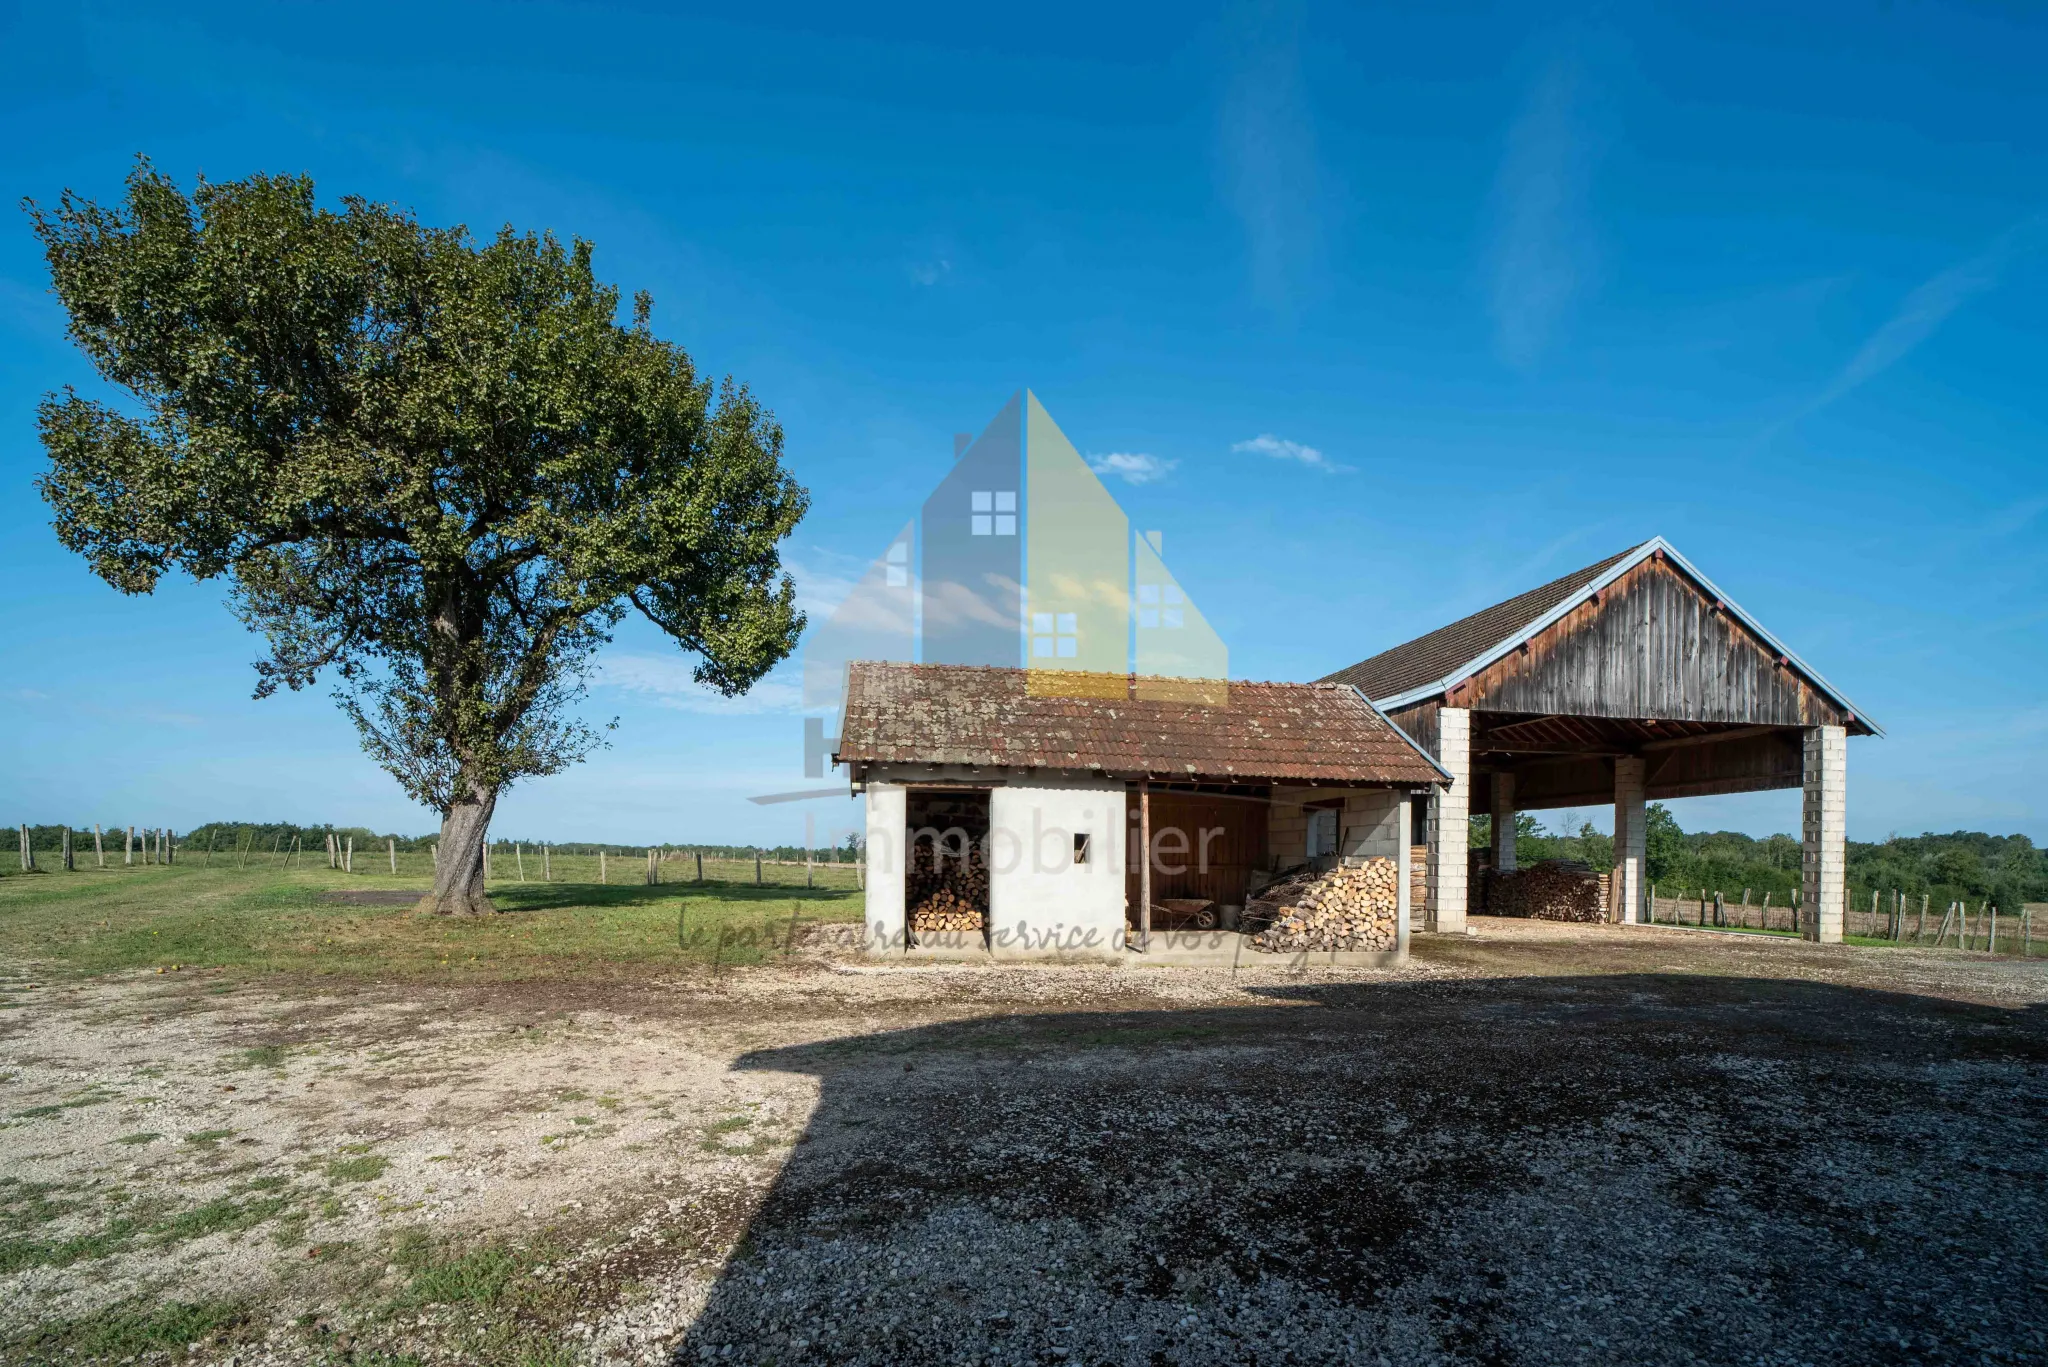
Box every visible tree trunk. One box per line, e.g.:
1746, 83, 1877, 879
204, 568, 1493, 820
418, 782, 498, 916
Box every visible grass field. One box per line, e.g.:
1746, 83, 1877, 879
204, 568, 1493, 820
0, 857, 863, 982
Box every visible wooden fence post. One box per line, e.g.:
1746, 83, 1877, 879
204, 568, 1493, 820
696, 850, 703, 883
755, 850, 762, 886
345, 836, 353, 873
514, 843, 525, 882
599, 849, 606, 884
388, 837, 397, 875
125, 826, 134, 866
94, 823, 105, 869
63, 827, 74, 871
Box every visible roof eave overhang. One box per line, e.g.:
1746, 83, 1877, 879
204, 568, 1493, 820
1368, 536, 1884, 738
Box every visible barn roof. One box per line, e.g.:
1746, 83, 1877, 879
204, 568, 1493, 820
835, 663, 1448, 786
1318, 537, 1882, 735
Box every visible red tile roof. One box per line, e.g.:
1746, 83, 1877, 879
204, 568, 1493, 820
835, 663, 1447, 786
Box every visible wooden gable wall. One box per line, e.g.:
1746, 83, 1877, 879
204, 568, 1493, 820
1444, 555, 1862, 731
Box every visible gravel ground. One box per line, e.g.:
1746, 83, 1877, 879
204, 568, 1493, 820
3, 919, 2045, 1365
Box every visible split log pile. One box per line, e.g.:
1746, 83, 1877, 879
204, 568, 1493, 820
907, 840, 988, 933
1490, 859, 1604, 922
1247, 858, 1399, 953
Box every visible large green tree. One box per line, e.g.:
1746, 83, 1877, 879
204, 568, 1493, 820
30, 163, 808, 914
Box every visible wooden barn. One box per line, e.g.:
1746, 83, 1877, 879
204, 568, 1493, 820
1319, 537, 1880, 943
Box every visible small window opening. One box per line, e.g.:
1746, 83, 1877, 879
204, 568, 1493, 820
1073, 833, 1091, 864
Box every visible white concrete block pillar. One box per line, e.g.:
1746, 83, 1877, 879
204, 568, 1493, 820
862, 783, 906, 956
1490, 770, 1517, 874
1396, 793, 1412, 954
1613, 757, 1646, 925
1431, 708, 1471, 933
1802, 726, 1847, 944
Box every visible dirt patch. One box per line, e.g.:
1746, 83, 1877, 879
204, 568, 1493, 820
2, 922, 2044, 1364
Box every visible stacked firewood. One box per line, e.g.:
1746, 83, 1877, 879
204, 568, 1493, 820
907, 839, 989, 933
1490, 859, 1604, 922
1247, 858, 1399, 953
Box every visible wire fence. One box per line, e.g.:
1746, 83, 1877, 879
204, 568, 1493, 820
6, 823, 864, 893
1648, 885, 2042, 956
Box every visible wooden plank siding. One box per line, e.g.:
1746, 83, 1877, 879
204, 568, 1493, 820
1444, 556, 1859, 729
1126, 790, 1268, 914
1386, 700, 1440, 760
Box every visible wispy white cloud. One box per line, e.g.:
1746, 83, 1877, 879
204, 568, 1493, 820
909, 258, 952, 287
1773, 217, 2045, 434
597, 655, 804, 715
782, 542, 905, 623
1231, 433, 1350, 473
1088, 452, 1178, 485
1216, 2, 1323, 315
1486, 55, 1600, 371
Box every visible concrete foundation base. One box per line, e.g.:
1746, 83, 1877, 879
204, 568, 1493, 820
1128, 930, 1406, 969
893, 929, 1407, 969
904, 931, 1123, 964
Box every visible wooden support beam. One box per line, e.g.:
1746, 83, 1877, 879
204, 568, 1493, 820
1639, 724, 1786, 752
1139, 781, 1152, 954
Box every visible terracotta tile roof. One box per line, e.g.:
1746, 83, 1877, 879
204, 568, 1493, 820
835, 663, 1447, 786
1318, 543, 1648, 702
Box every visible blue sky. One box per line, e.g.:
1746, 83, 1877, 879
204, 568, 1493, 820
2, 1, 2044, 847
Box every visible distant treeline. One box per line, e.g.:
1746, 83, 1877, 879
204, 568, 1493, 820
1474, 806, 2047, 910
13, 821, 865, 865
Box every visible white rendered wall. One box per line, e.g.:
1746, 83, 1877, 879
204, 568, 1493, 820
1802, 726, 1847, 944
1431, 708, 1471, 933
988, 779, 1127, 959
862, 783, 907, 956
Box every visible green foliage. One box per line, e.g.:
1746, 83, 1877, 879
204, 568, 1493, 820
29, 161, 808, 817
326, 1154, 390, 1183
0, 860, 860, 981
392, 1233, 523, 1308
4, 1297, 245, 1364
1472, 806, 2048, 910
1644, 802, 1684, 881
151, 1194, 291, 1242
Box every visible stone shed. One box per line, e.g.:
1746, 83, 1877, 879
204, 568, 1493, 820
833, 662, 1448, 961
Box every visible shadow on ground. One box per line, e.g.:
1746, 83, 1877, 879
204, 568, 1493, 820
670, 972, 2048, 1366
